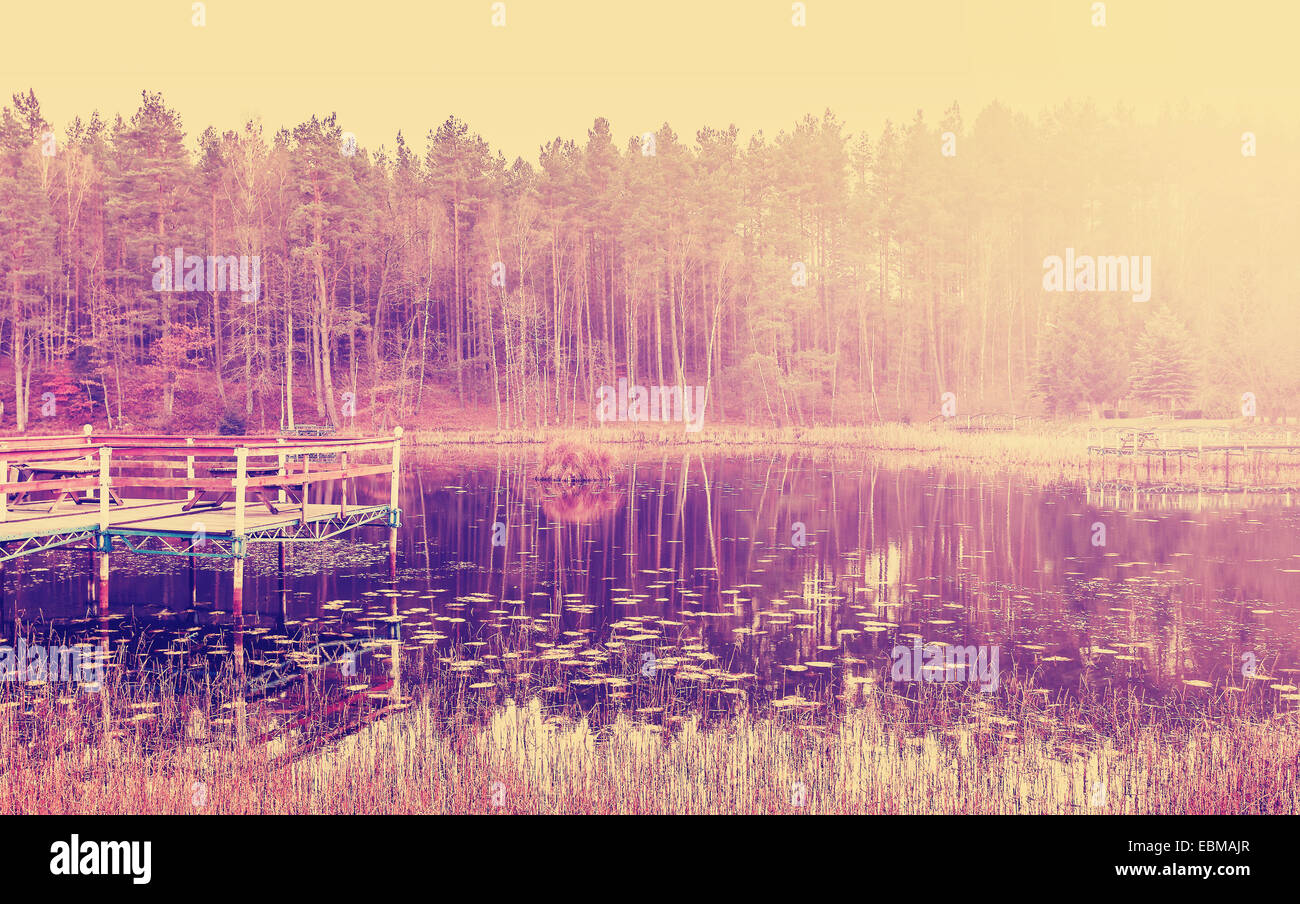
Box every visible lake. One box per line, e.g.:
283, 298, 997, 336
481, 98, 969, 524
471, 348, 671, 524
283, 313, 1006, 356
4, 452, 1299, 731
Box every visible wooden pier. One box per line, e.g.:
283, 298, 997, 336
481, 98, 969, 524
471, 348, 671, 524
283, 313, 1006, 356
0, 427, 402, 617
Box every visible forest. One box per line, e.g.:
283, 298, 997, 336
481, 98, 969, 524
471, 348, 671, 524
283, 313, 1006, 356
0, 88, 1295, 432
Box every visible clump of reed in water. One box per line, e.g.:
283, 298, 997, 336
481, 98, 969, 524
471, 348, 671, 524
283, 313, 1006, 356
535, 439, 617, 483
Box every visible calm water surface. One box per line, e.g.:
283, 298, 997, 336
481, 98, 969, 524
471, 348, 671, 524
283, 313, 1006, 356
4, 453, 1300, 721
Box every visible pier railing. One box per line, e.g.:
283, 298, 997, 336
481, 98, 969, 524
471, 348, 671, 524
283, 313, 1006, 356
0, 428, 403, 526
0, 427, 404, 616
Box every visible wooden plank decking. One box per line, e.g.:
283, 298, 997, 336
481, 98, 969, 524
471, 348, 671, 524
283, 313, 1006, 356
0, 497, 389, 543
111, 501, 390, 537
0, 498, 181, 542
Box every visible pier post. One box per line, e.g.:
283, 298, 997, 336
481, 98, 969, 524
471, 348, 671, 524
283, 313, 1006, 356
96, 446, 111, 614
82, 425, 95, 501
233, 619, 247, 744
87, 548, 95, 605
277, 542, 288, 619
96, 551, 109, 614
300, 458, 310, 525
185, 436, 196, 501
340, 449, 349, 516
232, 446, 247, 619
389, 593, 401, 703
389, 426, 402, 577
276, 437, 287, 506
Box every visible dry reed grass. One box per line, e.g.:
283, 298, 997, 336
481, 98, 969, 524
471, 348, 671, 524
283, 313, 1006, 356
4, 673, 1296, 814
535, 439, 618, 482
412, 421, 1300, 489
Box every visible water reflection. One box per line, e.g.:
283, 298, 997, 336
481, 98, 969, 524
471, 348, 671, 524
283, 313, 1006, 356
3, 452, 1299, 744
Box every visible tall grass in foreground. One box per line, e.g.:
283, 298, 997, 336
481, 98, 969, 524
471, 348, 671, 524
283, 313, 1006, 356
4, 684, 1296, 814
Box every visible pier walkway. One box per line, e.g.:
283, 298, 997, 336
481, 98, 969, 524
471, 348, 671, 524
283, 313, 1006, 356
0, 427, 402, 616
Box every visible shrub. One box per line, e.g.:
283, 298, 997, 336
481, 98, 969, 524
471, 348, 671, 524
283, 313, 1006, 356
217, 406, 248, 435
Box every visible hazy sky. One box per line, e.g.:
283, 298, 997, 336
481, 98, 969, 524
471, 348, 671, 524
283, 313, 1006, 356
5, 0, 1295, 158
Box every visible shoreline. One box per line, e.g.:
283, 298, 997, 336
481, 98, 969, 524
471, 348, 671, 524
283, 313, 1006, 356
400, 420, 1300, 487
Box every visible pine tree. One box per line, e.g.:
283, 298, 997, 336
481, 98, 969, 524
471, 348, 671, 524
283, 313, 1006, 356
0, 90, 58, 430
1129, 308, 1198, 412
1, 91, 1298, 430
427, 116, 494, 409
1034, 301, 1129, 416
106, 91, 198, 422
288, 113, 360, 425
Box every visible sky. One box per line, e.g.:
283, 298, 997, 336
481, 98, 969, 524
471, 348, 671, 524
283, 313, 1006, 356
3, 0, 1297, 159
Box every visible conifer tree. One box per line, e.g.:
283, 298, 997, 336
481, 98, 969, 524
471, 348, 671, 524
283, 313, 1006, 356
1129, 308, 1198, 413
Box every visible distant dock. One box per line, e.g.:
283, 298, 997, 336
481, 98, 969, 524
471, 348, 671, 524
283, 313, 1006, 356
1086, 427, 1300, 491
